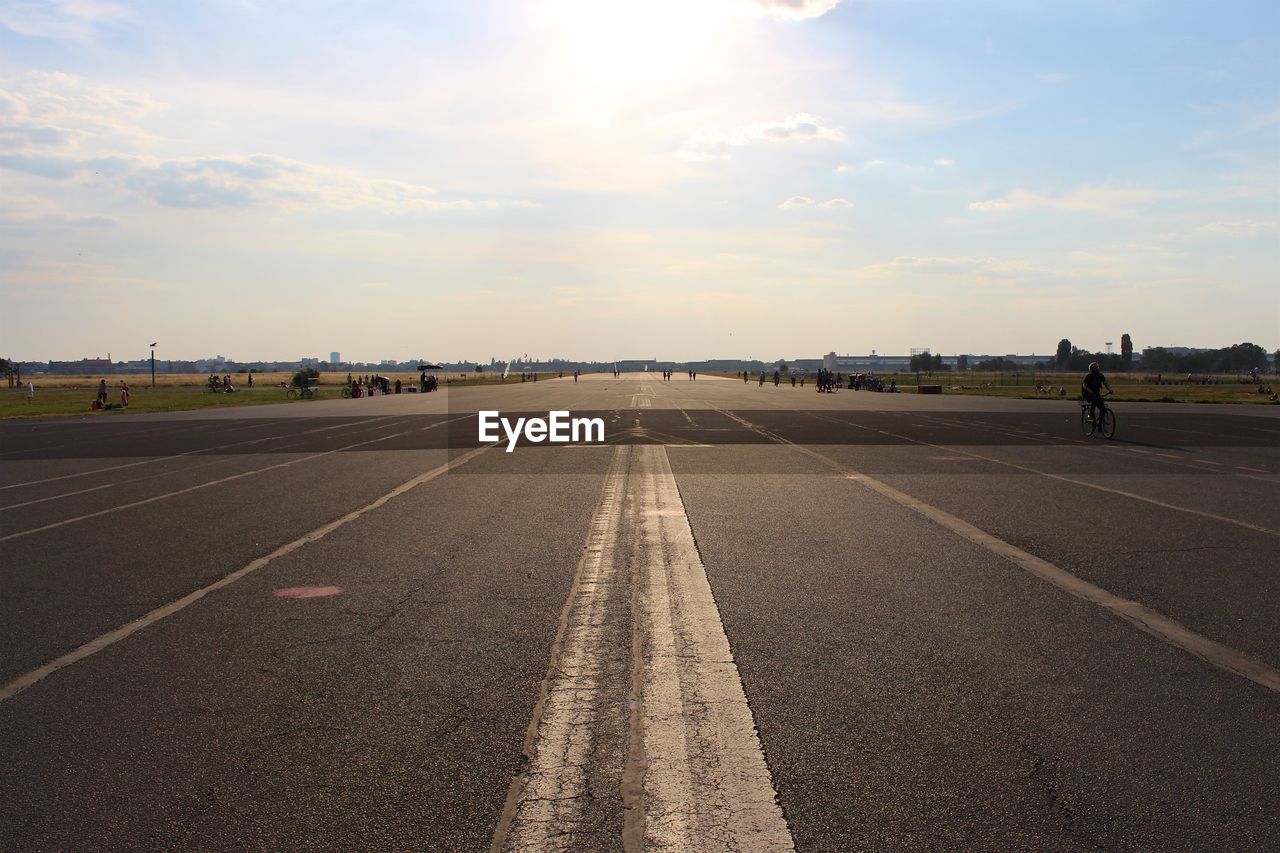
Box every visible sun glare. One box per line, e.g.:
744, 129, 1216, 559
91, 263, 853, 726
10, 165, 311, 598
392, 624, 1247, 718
536, 0, 739, 94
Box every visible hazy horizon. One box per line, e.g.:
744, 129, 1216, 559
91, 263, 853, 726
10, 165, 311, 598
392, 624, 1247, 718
2, 0, 1277, 364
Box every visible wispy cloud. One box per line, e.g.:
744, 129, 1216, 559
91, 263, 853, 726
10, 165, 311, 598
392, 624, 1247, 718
0, 0, 130, 41
0, 71, 164, 154
1035, 71, 1070, 84
933, 159, 955, 166
679, 113, 843, 161
1197, 219, 1278, 238
779, 196, 852, 210
740, 0, 841, 21
0, 73, 539, 214
968, 184, 1184, 217
853, 255, 1070, 288
835, 159, 884, 173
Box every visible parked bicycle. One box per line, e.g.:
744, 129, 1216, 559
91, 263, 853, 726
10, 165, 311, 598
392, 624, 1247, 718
287, 378, 320, 400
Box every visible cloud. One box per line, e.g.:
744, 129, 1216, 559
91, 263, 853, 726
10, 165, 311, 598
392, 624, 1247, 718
836, 159, 884, 173
121, 155, 544, 211
740, 0, 841, 20
854, 255, 1066, 286
1197, 219, 1279, 238
967, 197, 1014, 212
0, 72, 164, 155
778, 196, 851, 210
968, 184, 1184, 217
0, 73, 539, 214
0, 0, 130, 41
679, 113, 843, 161
933, 159, 955, 166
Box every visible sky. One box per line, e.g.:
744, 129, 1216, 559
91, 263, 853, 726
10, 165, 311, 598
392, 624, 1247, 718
0, 0, 1277, 364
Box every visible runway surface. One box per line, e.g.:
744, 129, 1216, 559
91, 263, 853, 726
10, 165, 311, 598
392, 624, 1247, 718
1, 373, 1277, 850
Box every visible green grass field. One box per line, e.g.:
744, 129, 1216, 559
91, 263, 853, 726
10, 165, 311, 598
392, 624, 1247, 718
720, 370, 1279, 405
0, 371, 567, 419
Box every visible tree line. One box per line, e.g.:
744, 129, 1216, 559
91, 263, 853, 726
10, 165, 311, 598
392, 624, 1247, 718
1053, 337, 1273, 373
906, 337, 1275, 375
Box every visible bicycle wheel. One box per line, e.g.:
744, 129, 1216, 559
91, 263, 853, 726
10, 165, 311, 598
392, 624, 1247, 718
1080, 406, 1096, 437
340, 387, 351, 398
1100, 407, 1116, 439
286, 388, 298, 400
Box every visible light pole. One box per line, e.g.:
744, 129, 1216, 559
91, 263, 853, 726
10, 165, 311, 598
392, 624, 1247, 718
149, 342, 157, 387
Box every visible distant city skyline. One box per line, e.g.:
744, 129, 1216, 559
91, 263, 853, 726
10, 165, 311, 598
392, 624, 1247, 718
14, 339, 1269, 369
1, 1, 1277, 361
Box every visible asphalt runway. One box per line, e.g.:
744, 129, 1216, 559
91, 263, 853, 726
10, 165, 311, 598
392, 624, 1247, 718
1, 374, 1277, 850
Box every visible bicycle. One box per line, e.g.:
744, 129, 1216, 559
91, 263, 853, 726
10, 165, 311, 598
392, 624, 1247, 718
1080, 394, 1116, 439
287, 379, 320, 400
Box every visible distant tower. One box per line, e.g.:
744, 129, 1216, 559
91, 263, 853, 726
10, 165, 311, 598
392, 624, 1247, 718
1105, 342, 1113, 354
330, 351, 341, 364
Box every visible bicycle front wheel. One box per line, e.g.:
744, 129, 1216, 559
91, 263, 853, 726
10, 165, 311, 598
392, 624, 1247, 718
1080, 406, 1096, 437
1100, 407, 1116, 439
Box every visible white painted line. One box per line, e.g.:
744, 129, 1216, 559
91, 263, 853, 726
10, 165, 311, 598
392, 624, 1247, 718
806, 412, 1280, 538
721, 407, 1280, 693
0, 421, 409, 510
912, 445, 1279, 537
831, 471, 1280, 693
0, 416, 397, 492
0, 480, 118, 511
493, 446, 792, 850
0, 416, 469, 544
0, 445, 490, 704
631, 446, 794, 849
493, 447, 631, 849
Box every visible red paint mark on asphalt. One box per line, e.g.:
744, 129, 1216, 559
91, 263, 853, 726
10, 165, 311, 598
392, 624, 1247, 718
1235, 466, 1267, 473
273, 586, 343, 599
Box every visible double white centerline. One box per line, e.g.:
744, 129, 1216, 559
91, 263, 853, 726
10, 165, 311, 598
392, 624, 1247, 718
494, 446, 792, 852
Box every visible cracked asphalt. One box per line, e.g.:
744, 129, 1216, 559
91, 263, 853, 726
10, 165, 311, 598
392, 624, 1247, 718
1, 374, 1277, 850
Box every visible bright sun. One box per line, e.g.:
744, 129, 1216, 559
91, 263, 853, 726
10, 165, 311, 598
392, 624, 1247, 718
535, 0, 740, 94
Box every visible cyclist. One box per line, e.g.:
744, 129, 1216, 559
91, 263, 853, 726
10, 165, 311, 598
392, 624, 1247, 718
1081, 362, 1113, 426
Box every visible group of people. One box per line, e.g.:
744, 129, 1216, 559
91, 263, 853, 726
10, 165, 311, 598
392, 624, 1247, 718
206, 374, 237, 393
91, 379, 129, 410
346, 374, 400, 396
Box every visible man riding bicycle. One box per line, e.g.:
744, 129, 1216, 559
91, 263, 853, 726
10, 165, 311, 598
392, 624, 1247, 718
1081, 362, 1113, 425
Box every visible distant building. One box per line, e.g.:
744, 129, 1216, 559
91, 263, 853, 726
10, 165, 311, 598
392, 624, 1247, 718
823, 350, 1044, 371
617, 359, 658, 372
330, 351, 341, 364
823, 351, 911, 371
